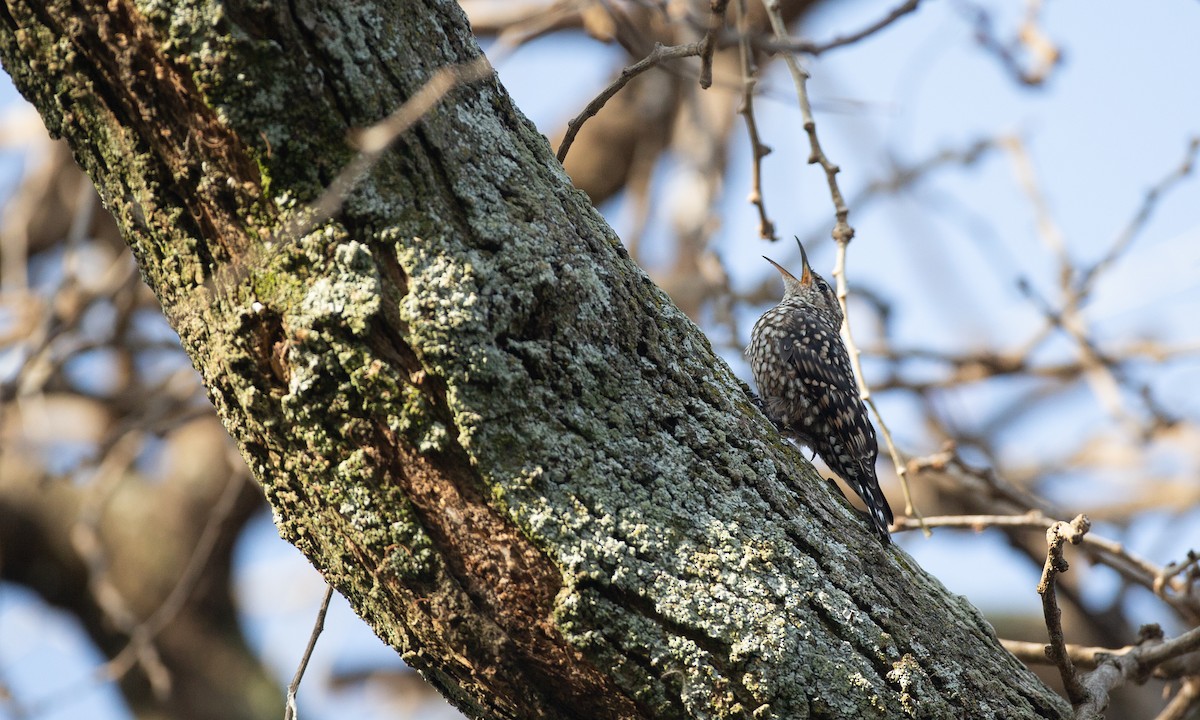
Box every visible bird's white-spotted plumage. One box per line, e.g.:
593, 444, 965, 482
747, 243, 893, 543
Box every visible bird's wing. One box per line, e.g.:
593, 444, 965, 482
776, 315, 892, 540
776, 315, 858, 396
777, 314, 879, 462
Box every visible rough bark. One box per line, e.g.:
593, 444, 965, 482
0, 1, 1071, 718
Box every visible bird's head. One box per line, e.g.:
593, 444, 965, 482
763, 238, 843, 326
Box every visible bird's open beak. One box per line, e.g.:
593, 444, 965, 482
763, 239, 814, 286
763, 256, 797, 282
795, 237, 813, 285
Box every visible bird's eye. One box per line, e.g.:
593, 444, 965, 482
820, 280, 839, 306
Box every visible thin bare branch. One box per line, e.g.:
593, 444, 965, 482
1077, 136, 1200, 299
1005, 136, 1130, 423
291, 56, 496, 243
462, 0, 587, 47
103, 469, 251, 684
760, 0, 851, 244
1000, 639, 1132, 672
1037, 514, 1091, 706
833, 243, 926, 531
1156, 551, 1200, 601
1153, 678, 1200, 720
698, 0, 730, 89
1003, 633, 1200, 688
72, 431, 168, 695
284, 583, 335, 720
1077, 625, 1200, 720
556, 41, 704, 163
213, 55, 496, 296
892, 463, 1200, 623
20, 467, 251, 717
960, 0, 1061, 86
734, 0, 775, 239
761, 0, 921, 56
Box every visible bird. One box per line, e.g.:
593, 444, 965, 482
747, 238, 894, 543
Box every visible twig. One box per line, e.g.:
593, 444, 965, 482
1077, 625, 1200, 720
1153, 678, 1200, 720
1003, 632, 1200, 686
1016, 276, 1128, 423
284, 583, 335, 720
464, 0, 587, 48
698, 0, 730, 89
1156, 550, 1200, 601
1076, 136, 1200, 299
892, 510, 1055, 532
1006, 135, 1190, 435
876, 338, 1200, 394
1000, 639, 1132, 672
833, 243, 926, 532
1037, 514, 1091, 706
796, 137, 1001, 252
734, 0, 775, 239
72, 431, 168, 694
208, 54, 494, 297
1123, 626, 1200, 674
1074, 536, 1199, 623
214, 54, 496, 296
959, 0, 1060, 86
73, 432, 147, 620
891, 500, 1200, 621
1019, 136, 1200, 437
859, 137, 998, 196
286, 55, 496, 245
103, 469, 250, 683
760, 0, 851, 244
1005, 136, 1129, 423
556, 41, 704, 163
1002, 135, 1065, 266
760, 0, 921, 56
23, 468, 250, 717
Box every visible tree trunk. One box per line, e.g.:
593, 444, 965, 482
0, 1, 1071, 717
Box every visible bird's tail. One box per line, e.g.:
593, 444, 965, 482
850, 472, 894, 544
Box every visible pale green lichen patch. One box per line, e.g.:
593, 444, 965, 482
887, 654, 935, 718
394, 234, 529, 454
335, 454, 384, 528
394, 238, 486, 351
250, 222, 438, 583
296, 236, 381, 335
390, 382, 446, 452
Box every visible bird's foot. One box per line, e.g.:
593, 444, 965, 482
743, 383, 788, 433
